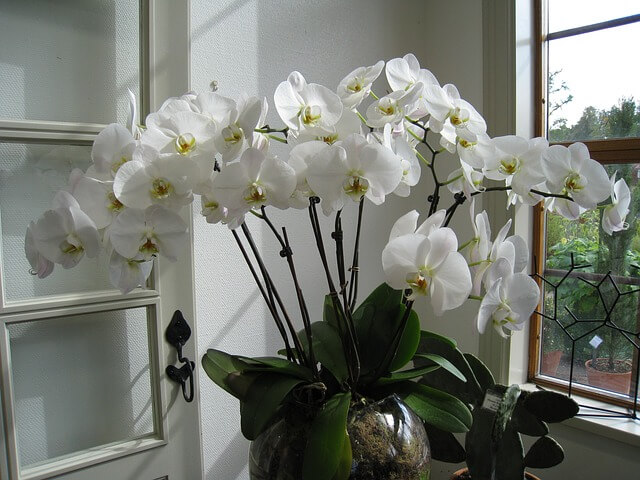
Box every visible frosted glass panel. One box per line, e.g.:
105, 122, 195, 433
0, 0, 140, 125
0, 143, 118, 302
8, 307, 155, 468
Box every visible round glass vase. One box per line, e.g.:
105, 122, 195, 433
248, 394, 432, 480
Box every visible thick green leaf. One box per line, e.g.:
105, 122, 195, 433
389, 309, 421, 372
201, 349, 255, 399
392, 381, 472, 433
237, 355, 314, 381
464, 353, 495, 392
299, 321, 349, 384
522, 390, 579, 423
422, 423, 466, 463
376, 365, 441, 384
323, 294, 341, 329
239, 373, 303, 440
416, 336, 483, 405
494, 424, 525, 480
302, 392, 352, 480
512, 394, 549, 436
420, 329, 457, 349
414, 353, 467, 382
332, 430, 352, 480
524, 435, 564, 468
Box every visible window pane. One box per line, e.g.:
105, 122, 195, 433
547, 22, 640, 142
8, 307, 155, 469
0, 143, 122, 302
0, 0, 139, 125
541, 163, 640, 398
549, 0, 639, 33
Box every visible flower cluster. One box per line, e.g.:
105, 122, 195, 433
25, 53, 630, 336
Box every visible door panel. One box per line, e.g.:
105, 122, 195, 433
0, 1, 203, 479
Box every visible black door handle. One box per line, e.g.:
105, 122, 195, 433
165, 310, 195, 403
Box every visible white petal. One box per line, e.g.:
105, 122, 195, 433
424, 228, 458, 270
382, 234, 428, 289
109, 251, 153, 294
389, 210, 419, 241
430, 252, 472, 316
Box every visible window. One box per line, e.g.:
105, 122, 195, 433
530, 0, 640, 412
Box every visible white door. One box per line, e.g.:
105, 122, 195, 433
0, 1, 203, 479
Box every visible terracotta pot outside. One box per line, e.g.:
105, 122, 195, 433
450, 467, 541, 480
540, 350, 563, 376
585, 358, 632, 395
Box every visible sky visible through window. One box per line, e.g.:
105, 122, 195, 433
548, 1, 640, 127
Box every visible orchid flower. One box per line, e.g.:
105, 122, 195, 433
108, 251, 154, 294
286, 141, 328, 209
32, 191, 100, 269
382, 224, 472, 316
199, 171, 229, 225
602, 173, 631, 235
25, 221, 54, 279
91, 123, 139, 175
292, 109, 362, 146
388, 210, 446, 240
213, 147, 297, 216
337, 60, 385, 110
69, 170, 123, 229
542, 143, 610, 219
305, 133, 403, 214
274, 71, 343, 133
365, 83, 423, 128
142, 109, 216, 157
109, 205, 188, 262
381, 124, 421, 197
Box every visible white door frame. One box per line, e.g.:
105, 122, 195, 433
0, 1, 203, 478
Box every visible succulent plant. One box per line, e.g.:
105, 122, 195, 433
416, 334, 579, 480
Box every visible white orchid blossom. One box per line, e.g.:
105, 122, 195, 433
143, 109, 216, 157
382, 226, 472, 316
465, 200, 491, 266
381, 124, 421, 197
92, 123, 139, 175
457, 131, 496, 170
25, 221, 54, 279
446, 163, 484, 198
32, 191, 100, 269
213, 147, 297, 216
477, 259, 540, 337
602, 173, 631, 235
388, 210, 446, 241
199, 171, 228, 225
113, 147, 198, 211
70, 170, 123, 230
543, 143, 610, 219
305, 133, 403, 214
365, 83, 423, 128
109, 205, 188, 262
286, 141, 328, 209
337, 60, 385, 110
108, 251, 154, 294
274, 71, 343, 133
293, 109, 362, 146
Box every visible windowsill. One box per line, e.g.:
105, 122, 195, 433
521, 383, 640, 447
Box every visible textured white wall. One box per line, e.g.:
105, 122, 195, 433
191, 1, 483, 479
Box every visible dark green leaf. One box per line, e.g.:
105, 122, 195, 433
201, 349, 255, 399
522, 390, 579, 423
512, 393, 549, 436
332, 430, 352, 480
465, 407, 496, 480
299, 322, 349, 384
376, 365, 441, 384
239, 373, 303, 440
302, 392, 352, 480
524, 435, 564, 468
494, 424, 525, 480
414, 353, 467, 382
422, 423, 466, 463
389, 309, 421, 371
420, 329, 457, 349
323, 294, 340, 329
393, 381, 472, 433
464, 353, 495, 391
237, 355, 314, 381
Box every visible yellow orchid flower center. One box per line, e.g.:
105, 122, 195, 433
60, 234, 84, 255
175, 133, 196, 155
406, 271, 430, 298
499, 156, 520, 176
343, 174, 369, 198
112, 156, 129, 173
318, 133, 339, 145
378, 98, 397, 116
347, 77, 364, 93
449, 107, 469, 126
564, 172, 584, 193
244, 183, 267, 205
107, 192, 124, 212
301, 105, 322, 126
151, 178, 174, 199
458, 138, 477, 149
140, 237, 159, 256
222, 124, 244, 145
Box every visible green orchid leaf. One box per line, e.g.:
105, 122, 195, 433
201, 349, 256, 399
377, 365, 441, 384
302, 392, 352, 480
420, 329, 457, 349
523, 435, 564, 468
237, 355, 314, 381
463, 353, 495, 391
239, 373, 304, 441
414, 353, 467, 382
422, 423, 466, 463
323, 294, 341, 329
389, 309, 421, 372
299, 321, 349, 384
393, 382, 472, 433
332, 429, 352, 480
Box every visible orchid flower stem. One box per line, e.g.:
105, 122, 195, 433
468, 295, 483, 301
266, 134, 288, 144
415, 150, 431, 167
369, 91, 380, 100
260, 206, 319, 380
469, 186, 574, 202
441, 174, 464, 186
427, 150, 441, 215
443, 192, 466, 228
356, 111, 369, 126
458, 238, 476, 252
348, 197, 365, 313
309, 198, 360, 384
240, 222, 309, 368
231, 229, 296, 363
254, 125, 289, 136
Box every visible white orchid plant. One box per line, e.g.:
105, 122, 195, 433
25, 54, 630, 479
